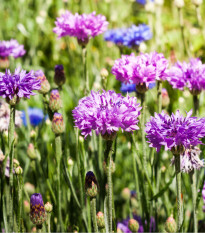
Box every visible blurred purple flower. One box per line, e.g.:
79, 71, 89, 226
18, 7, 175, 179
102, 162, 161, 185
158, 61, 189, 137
202, 182, 205, 212
0, 67, 41, 100
0, 39, 26, 58
72, 90, 141, 139
53, 11, 108, 42
145, 110, 205, 153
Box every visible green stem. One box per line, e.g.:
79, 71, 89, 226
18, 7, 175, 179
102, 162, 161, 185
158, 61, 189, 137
82, 46, 89, 95
90, 198, 98, 232
8, 105, 15, 231
157, 81, 162, 113
174, 154, 183, 232
47, 213, 51, 233
193, 95, 199, 116
17, 175, 23, 232
190, 171, 197, 233
55, 135, 62, 232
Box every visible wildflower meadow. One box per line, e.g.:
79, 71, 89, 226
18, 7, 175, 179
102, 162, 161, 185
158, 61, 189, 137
1, 0, 205, 232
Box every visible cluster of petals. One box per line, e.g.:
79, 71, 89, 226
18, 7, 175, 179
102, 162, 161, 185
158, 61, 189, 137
112, 52, 168, 86
168, 58, 205, 93
0, 67, 41, 100
0, 100, 22, 132
171, 147, 204, 173
72, 90, 141, 138
104, 24, 152, 47
0, 39, 26, 58
53, 11, 108, 41
145, 110, 205, 152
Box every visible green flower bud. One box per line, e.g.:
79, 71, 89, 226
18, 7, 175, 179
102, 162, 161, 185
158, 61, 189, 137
121, 188, 131, 201
27, 143, 37, 160
15, 166, 23, 175
51, 113, 65, 134
128, 219, 139, 232
165, 215, 177, 233
49, 89, 62, 112
96, 212, 105, 229
45, 202, 53, 213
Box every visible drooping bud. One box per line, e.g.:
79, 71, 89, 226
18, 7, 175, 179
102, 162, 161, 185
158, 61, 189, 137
35, 70, 50, 94
13, 159, 20, 168
24, 200, 30, 213
15, 166, 23, 175
136, 83, 148, 94
85, 171, 98, 198
30, 193, 46, 227
121, 188, 131, 201
51, 113, 65, 134
174, 0, 184, 8
25, 182, 35, 195
162, 88, 170, 108
100, 68, 109, 78
103, 159, 115, 174
27, 143, 37, 160
164, 214, 177, 233
49, 89, 62, 112
0, 57, 9, 69
45, 202, 53, 213
54, 65, 66, 87
192, 0, 202, 6
96, 212, 105, 229
128, 219, 139, 232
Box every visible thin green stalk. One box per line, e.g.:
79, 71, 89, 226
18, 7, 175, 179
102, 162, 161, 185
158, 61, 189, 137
55, 134, 62, 232
190, 171, 197, 233
47, 213, 51, 233
193, 95, 199, 116
17, 174, 23, 232
8, 105, 15, 231
82, 46, 89, 95
90, 198, 98, 232
174, 154, 183, 232
157, 81, 162, 113
3, 196, 8, 233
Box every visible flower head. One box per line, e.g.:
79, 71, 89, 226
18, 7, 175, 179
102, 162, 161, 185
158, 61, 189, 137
22, 108, 46, 127
54, 64, 66, 86
34, 70, 50, 94
72, 90, 141, 139
171, 147, 204, 173
145, 110, 205, 153
0, 68, 41, 102
0, 39, 26, 58
104, 28, 127, 45
53, 11, 108, 43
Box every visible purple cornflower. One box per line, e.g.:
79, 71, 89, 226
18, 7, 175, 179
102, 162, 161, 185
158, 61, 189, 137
0, 39, 26, 58
112, 52, 168, 87
53, 11, 108, 43
171, 147, 204, 173
30, 193, 46, 226
168, 58, 205, 94
72, 90, 141, 139
0, 68, 41, 102
202, 182, 205, 212
123, 24, 152, 48
145, 110, 205, 153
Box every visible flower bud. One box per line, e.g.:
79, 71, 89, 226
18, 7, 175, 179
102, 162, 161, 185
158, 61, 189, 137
96, 212, 105, 229
165, 214, 177, 233
15, 166, 23, 175
162, 88, 170, 108
49, 89, 62, 112
54, 65, 66, 87
85, 171, 98, 198
30, 130, 37, 139
27, 143, 37, 160
103, 159, 115, 174
6, 95, 19, 105
192, 0, 202, 5
30, 193, 46, 226
121, 188, 131, 201
136, 83, 148, 94
100, 68, 109, 78
13, 159, 20, 168
45, 202, 53, 213
174, 0, 184, 8
25, 182, 35, 195
128, 219, 139, 232
0, 57, 9, 69
51, 113, 65, 134
35, 70, 50, 94
24, 200, 30, 213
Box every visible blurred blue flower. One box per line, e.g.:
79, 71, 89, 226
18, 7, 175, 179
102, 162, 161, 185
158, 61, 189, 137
120, 82, 155, 93
22, 108, 46, 127
123, 24, 152, 48
136, 0, 154, 4
104, 28, 127, 45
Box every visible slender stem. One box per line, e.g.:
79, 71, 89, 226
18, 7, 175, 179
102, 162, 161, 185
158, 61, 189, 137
47, 213, 51, 233
190, 171, 197, 233
8, 105, 15, 231
90, 198, 98, 232
82, 46, 89, 95
174, 154, 183, 232
55, 134, 62, 232
157, 81, 162, 113
193, 95, 199, 116
17, 175, 23, 232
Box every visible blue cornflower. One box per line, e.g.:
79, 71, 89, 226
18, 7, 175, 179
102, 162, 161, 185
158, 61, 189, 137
136, 0, 154, 4
104, 28, 127, 45
22, 108, 46, 127
120, 82, 155, 93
